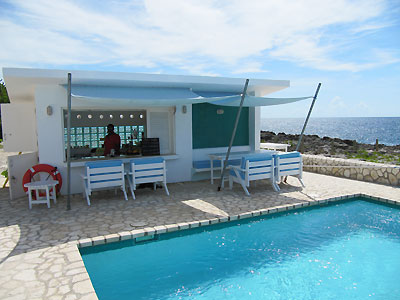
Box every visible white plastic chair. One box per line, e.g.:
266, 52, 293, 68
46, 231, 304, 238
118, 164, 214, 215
275, 151, 304, 190
127, 157, 169, 199
82, 160, 128, 206
228, 153, 278, 196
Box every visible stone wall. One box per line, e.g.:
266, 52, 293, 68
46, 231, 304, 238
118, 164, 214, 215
303, 154, 400, 186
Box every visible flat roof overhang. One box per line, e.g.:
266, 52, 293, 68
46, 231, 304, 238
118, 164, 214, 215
2, 67, 290, 103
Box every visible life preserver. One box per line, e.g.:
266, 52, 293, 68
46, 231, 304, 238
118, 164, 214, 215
22, 164, 62, 198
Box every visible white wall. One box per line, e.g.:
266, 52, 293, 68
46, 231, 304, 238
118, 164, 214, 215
7, 151, 38, 200
34, 85, 194, 195
147, 105, 193, 183
1, 102, 38, 152
166, 104, 193, 183
147, 107, 174, 154
252, 91, 263, 151
249, 107, 261, 151
35, 85, 66, 166
35, 85, 79, 195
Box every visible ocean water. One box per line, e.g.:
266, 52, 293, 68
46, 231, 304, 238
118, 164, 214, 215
81, 199, 400, 300
260, 117, 400, 146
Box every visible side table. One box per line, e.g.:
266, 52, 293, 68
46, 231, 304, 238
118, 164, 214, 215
260, 142, 289, 152
24, 180, 59, 209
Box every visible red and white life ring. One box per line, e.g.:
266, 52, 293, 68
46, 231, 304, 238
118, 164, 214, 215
22, 164, 62, 197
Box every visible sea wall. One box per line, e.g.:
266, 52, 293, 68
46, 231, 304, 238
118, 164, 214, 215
303, 154, 400, 186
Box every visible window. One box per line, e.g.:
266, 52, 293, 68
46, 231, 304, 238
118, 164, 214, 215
63, 125, 145, 148
63, 110, 146, 159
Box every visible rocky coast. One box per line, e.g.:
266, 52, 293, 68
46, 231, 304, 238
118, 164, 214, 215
261, 131, 400, 165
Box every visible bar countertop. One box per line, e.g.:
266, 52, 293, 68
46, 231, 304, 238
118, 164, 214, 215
64, 153, 179, 167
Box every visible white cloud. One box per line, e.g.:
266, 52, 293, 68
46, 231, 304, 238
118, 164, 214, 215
330, 96, 346, 108
320, 96, 373, 116
350, 22, 393, 34
231, 62, 269, 74
356, 101, 372, 112
0, 0, 398, 74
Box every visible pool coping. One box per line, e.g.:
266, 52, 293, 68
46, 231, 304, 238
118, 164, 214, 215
76, 193, 400, 249
3, 171, 399, 300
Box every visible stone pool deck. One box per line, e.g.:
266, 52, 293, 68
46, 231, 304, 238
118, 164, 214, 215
0, 172, 399, 300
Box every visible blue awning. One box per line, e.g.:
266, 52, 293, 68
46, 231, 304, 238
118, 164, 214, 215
68, 85, 209, 107
205, 95, 313, 107
64, 85, 312, 107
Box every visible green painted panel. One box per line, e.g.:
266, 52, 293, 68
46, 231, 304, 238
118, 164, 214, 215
192, 103, 249, 149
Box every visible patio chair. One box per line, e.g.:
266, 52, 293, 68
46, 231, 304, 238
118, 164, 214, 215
275, 151, 304, 190
228, 153, 278, 196
82, 160, 128, 206
127, 157, 169, 199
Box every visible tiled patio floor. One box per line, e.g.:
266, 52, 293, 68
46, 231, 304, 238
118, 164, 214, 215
0, 172, 399, 300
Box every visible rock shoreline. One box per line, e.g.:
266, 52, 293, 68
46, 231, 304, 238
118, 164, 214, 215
261, 131, 400, 165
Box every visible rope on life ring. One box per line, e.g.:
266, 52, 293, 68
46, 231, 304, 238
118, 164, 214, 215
22, 164, 63, 199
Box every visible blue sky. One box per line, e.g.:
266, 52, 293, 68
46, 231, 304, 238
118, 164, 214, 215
1, 0, 399, 118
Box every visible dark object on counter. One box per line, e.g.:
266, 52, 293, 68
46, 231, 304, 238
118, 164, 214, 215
121, 143, 141, 155
141, 138, 160, 156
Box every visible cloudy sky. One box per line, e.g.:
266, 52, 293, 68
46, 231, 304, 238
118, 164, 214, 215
1, 0, 399, 117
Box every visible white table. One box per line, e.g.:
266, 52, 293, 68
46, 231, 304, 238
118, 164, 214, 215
208, 150, 275, 185
24, 180, 58, 209
260, 142, 289, 152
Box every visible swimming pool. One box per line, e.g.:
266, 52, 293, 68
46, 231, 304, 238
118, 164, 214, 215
80, 198, 400, 300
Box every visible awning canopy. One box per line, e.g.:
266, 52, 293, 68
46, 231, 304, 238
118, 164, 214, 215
69, 85, 209, 107
65, 85, 312, 107
199, 95, 312, 107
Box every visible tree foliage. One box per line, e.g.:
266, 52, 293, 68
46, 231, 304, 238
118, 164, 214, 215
0, 79, 10, 103
0, 79, 9, 139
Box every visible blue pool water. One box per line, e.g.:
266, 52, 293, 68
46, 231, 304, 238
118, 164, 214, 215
80, 199, 400, 300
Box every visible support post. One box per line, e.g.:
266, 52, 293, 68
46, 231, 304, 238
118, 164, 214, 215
296, 83, 321, 152
67, 73, 72, 210
218, 79, 249, 191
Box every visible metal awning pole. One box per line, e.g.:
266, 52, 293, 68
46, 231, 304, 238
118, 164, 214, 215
218, 79, 249, 191
67, 73, 72, 210
296, 83, 321, 152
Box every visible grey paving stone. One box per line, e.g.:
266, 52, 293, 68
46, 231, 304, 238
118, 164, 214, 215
0, 172, 399, 299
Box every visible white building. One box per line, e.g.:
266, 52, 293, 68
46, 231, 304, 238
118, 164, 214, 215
1, 68, 290, 196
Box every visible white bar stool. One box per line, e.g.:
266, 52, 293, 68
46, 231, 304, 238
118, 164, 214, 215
24, 180, 59, 209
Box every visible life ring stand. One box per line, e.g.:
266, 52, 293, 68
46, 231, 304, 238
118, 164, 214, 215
22, 164, 62, 199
